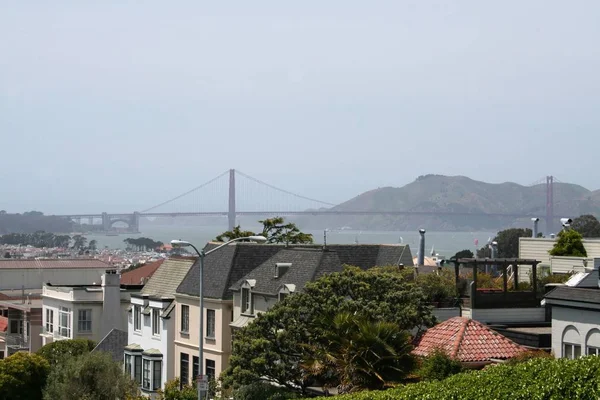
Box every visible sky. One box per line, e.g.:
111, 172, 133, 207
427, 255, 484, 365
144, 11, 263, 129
1, 1, 599, 214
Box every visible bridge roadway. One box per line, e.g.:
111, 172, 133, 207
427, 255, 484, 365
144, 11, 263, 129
57, 210, 541, 219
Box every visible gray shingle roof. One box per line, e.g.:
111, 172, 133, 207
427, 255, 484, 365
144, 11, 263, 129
141, 257, 196, 299
545, 286, 600, 305
92, 328, 128, 362
176, 243, 283, 299
230, 248, 342, 295
300, 244, 413, 268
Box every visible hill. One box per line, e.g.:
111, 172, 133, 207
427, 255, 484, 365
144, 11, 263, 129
297, 175, 600, 232
0, 211, 73, 234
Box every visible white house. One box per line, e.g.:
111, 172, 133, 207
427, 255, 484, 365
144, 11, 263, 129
125, 257, 195, 398
40, 270, 141, 346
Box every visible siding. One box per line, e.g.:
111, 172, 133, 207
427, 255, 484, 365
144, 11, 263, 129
471, 308, 545, 324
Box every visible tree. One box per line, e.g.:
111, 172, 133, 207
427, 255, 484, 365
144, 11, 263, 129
215, 217, 313, 244
476, 228, 532, 259
571, 214, 600, 238
221, 266, 434, 394
549, 229, 587, 257
417, 348, 463, 381
88, 240, 98, 251
3, 252, 10, 258
71, 235, 87, 250
0, 352, 50, 400
453, 249, 473, 259
157, 378, 196, 400
37, 339, 96, 366
43, 351, 139, 400
303, 311, 416, 393
416, 269, 457, 305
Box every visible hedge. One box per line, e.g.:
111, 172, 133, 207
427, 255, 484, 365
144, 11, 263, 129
314, 356, 600, 400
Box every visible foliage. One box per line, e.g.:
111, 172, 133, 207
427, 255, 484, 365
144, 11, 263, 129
42, 351, 139, 400
303, 312, 416, 393
417, 348, 463, 381
72, 234, 87, 250
0, 212, 73, 235
452, 249, 473, 259
233, 382, 302, 400
88, 239, 98, 251
549, 229, 587, 257
0, 352, 50, 400
215, 217, 313, 244
157, 378, 197, 400
37, 339, 96, 366
571, 214, 600, 238
0, 231, 72, 248
504, 349, 553, 366
123, 237, 163, 251
476, 228, 533, 259
221, 266, 433, 394
313, 356, 600, 400
416, 269, 457, 304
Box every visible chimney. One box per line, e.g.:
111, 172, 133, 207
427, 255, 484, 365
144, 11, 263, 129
490, 241, 498, 258
418, 229, 426, 267
550, 233, 556, 239
532, 218, 539, 238
101, 269, 121, 338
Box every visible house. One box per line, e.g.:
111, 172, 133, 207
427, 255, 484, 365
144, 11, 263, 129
544, 264, 600, 359
0, 259, 114, 291
173, 242, 413, 386
173, 243, 284, 387
0, 296, 43, 357
120, 260, 163, 286
0, 316, 7, 358
40, 269, 144, 346
412, 316, 527, 367
124, 257, 196, 397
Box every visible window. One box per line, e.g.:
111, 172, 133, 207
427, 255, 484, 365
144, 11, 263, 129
180, 353, 189, 388
124, 354, 132, 377
153, 360, 162, 390
142, 359, 151, 390
58, 307, 71, 338
206, 309, 215, 339
181, 305, 189, 333
134, 305, 141, 331
588, 347, 600, 356
10, 320, 22, 334
45, 309, 54, 333
134, 355, 142, 384
279, 292, 288, 302
206, 359, 216, 381
78, 309, 92, 332
152, 309, 161, 336
192, 356, 199, 383
564, 343, 581, 359
241, 287, 253, 314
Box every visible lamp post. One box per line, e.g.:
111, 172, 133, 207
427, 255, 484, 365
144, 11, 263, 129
171, 235, 267, 400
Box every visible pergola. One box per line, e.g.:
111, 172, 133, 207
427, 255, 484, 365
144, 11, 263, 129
447, 258, 542, 309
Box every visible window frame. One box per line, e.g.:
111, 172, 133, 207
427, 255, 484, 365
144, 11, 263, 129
181, 304, 190, 333
588, 346, 600, 356
152, 308, 161, 336
77, 309, 92, 332
58, 306, 71, 338
241, 287, 253, 315
563, 342, 582, 359
124, 354, 133, 377
152, 359, 162, 390
206, 359, 216, 381
180, 353, 189, 388
142, 359, 151, 390
134, 305, 142, 331
45, 308, 54, 333
206, 309, 216, 339
192, 356, 199, 383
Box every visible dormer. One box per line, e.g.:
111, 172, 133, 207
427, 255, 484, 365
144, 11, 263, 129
241, 280, 256, 315
274, 263, 291, 278
278, 283, 296, 302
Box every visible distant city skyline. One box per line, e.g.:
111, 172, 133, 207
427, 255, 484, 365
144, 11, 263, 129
2, 1, 599, 214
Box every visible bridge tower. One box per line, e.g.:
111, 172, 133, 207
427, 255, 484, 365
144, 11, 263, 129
228, 169, 236, 231
102, 212, 110, 232
132, 212, 140, 233
546, 176, 554, 235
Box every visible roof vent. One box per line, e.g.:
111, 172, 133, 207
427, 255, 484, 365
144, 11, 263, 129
275, 263, 291, 278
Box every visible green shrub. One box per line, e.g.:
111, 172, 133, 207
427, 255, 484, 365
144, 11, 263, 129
233, 382, 301, 400
313, 356, 600, 400
417, 349, 462, 381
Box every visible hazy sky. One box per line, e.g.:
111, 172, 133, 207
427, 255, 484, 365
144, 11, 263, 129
1, 1, 599, 214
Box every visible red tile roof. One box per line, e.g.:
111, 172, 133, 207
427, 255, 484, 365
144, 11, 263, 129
0, 316, 7, 332
413, 317, 526, 362
0, 259, 112, 269
120, 260, 164, 285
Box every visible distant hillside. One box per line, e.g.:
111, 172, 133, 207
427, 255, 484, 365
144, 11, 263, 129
297, 175, 600, 232
0, 211, 73, 234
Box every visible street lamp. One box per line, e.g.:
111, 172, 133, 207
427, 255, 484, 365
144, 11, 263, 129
171, 235, 267, 400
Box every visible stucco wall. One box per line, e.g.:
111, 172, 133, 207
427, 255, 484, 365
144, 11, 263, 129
551, 305, 600, 358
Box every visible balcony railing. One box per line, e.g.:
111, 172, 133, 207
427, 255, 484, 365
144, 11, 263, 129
2, 333, 30, 349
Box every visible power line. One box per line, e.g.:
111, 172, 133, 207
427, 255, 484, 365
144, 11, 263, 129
235, 170, 336, 207
140, 170, 230, 213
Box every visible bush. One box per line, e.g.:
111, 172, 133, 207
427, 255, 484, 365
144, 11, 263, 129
416, 270, 456, 305
0, 352, 50, 400
312, 356, 600, 399
37, 339, 96, 365
417, 349, 462, 381
233, 382, 302, 400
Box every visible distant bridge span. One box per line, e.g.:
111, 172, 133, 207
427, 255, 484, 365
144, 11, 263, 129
58, 169, 557, 234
